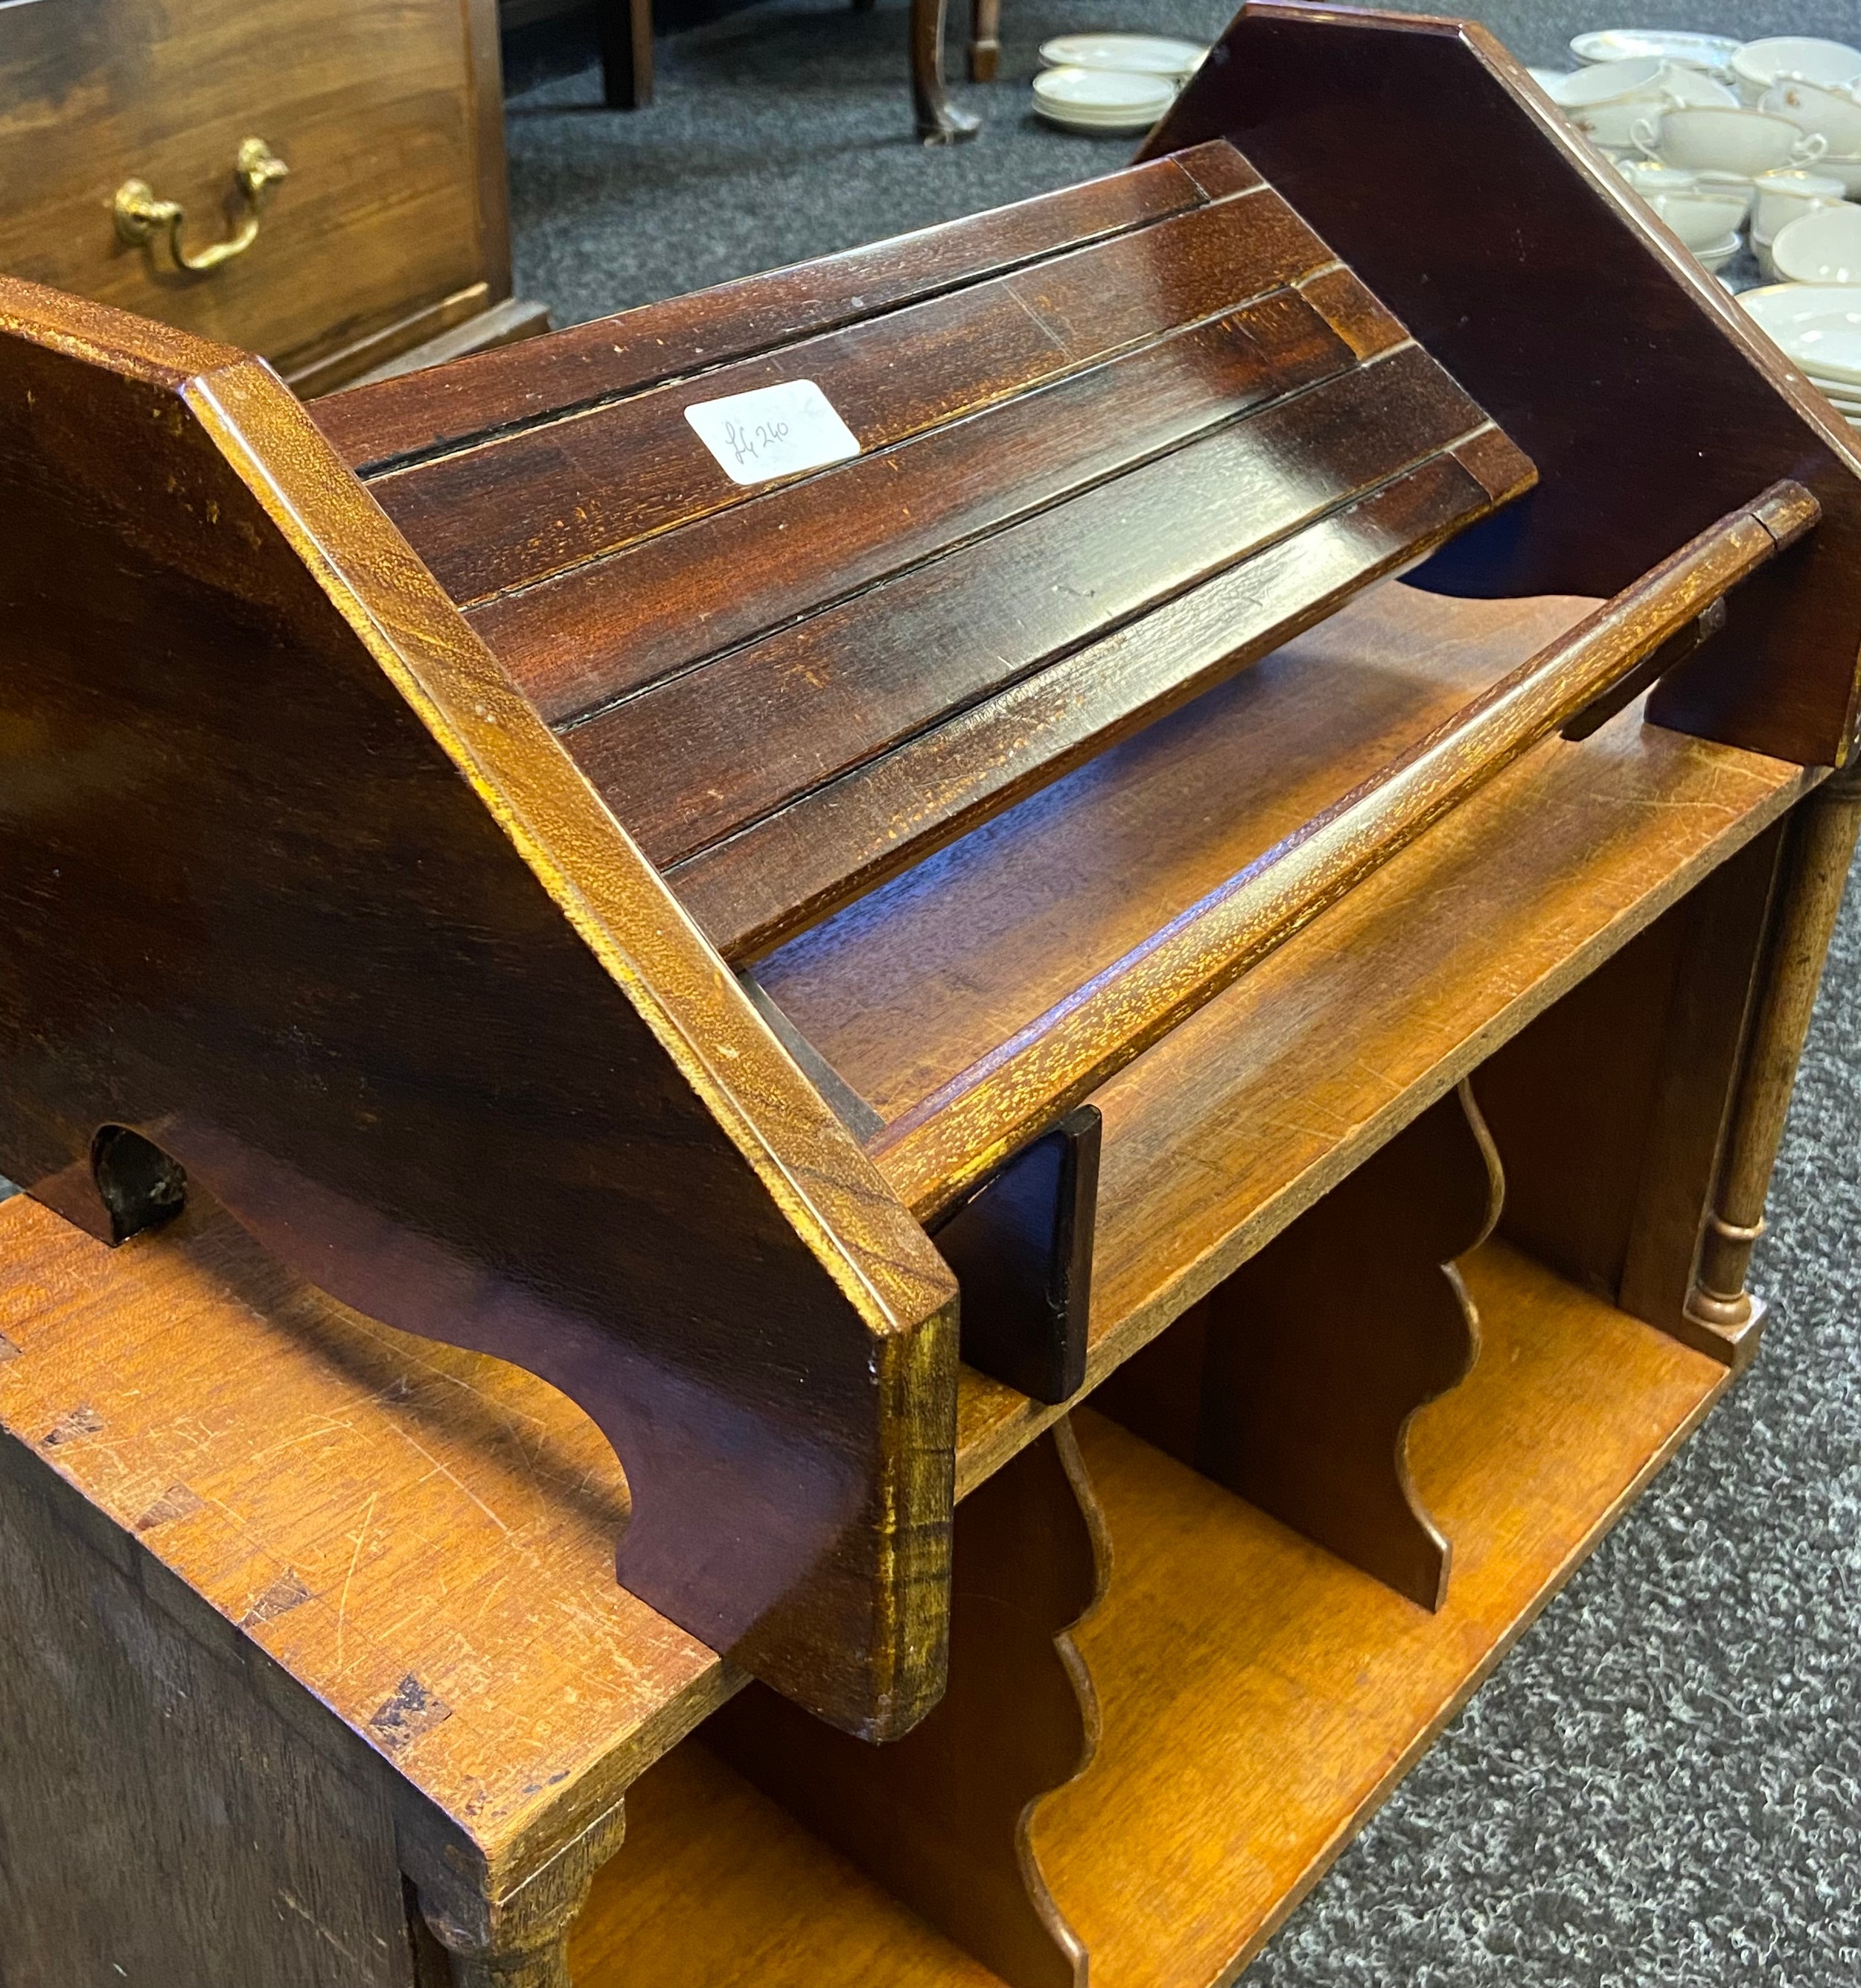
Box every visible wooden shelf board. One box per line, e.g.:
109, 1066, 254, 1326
0, 1193, 732, 1897
752, 580, 1809, 1492
567, 1238, 1727, 1987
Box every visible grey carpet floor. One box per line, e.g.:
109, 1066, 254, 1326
504, 4, 1861, 1981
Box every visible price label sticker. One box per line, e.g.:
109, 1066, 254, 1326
683, 379, 861, 486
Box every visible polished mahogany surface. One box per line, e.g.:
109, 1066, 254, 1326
0, 276, 959, 1740
1146, 2, 1861, 768
338, 143, 1532, 966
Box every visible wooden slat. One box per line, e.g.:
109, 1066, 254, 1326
671, 442, 1528, 961
567, 343, 1502, 874
868, 483, 1818, 1219
310, 143, 1257, 473
473, 276, 1396, 727
368, 190, 1333, 603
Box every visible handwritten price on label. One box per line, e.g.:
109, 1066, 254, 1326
718, 414, 792, 471
684, 380, 862, 487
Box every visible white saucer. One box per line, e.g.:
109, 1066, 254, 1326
1740, 283, 1861, 385
1032, 66, 1176, 133
1038, 34, 1207, 80
1696, 232, 1742, 273
1569, 29, 1741, 72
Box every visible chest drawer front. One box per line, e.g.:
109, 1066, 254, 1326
0, 0, 488, 372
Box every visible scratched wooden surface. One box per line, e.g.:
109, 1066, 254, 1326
0, 574, 1813, 1914
564, 1240, 1726, 1987
0, 1189, 732, 1906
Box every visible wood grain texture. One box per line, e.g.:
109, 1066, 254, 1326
0, 277, 959, 1739
1144, 4, 1861, 767
1477, 821, 1786, 1359
0, 1188, 721, 1910
0, 1425, 417, 1988
754, 582, 1815, 1495
563, 1243, 1726, 1988
367, 188, 1333, 604
670, 442, 1525, 962
568, 342, 1505, 861
0, 0, 510, 383
1099, 1082, 1499, 1611
869, 482, 1816, 1222
706, 1423, 1106, 1988
310, 143, 1256, 472
468, 276, 1389, 728
1034, 1247, 1726, 1988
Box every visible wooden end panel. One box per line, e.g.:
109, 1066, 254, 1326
0, 280, 959, 1741
472, 288, 1359, 728
366, 190, 1334, 605
1144, 4, 1861, 766
671, 447, 1518, 961
310, 141, 1257, 472
565, 342, 1497, 873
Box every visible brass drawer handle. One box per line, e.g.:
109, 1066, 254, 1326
113, 137, 288, 274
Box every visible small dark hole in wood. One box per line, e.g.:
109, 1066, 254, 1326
90, 1127, 188, 1243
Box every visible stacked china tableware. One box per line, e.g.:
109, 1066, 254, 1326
1531, 28, 1861, 284
1031, 33, 1207, 135
1740, 285, 1861, 434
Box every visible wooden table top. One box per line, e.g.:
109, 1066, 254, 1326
0, 579, 1813, 1900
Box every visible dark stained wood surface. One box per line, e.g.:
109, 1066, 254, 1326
310, 142, 1260, 473
470, 276, 1394, 727
574, 345, 1507, 868
706, 1423, 1105, 1988
1144, 3, 1861, 768
366, 189, 1333, 605
868, 482, 1817, 1221
0, 275, 959, 1742
1097, 1082, 1498, 1611
669, 439, 1525, 961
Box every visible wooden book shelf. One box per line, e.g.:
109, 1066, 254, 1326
3, 6, 1861, 1985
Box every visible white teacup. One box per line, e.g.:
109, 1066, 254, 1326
1636, 106, 1830, 176
1731, 36, 1861, 103
1752, 168, 1849, 245
1556, 57, 1675, 150
1761, 77, 1861, 156
1646, 188, 1753, 251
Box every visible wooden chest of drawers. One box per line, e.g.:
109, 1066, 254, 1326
0, 0, 543, 394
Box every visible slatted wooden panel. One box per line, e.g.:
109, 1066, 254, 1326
347, 144, 1532, 965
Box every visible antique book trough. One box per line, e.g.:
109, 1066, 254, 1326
4, 7, 1861, 1985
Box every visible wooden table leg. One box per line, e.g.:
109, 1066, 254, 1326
969, 0, 1001, 80
409, 1806, 623, 1988
912, 0, 980, 141
600, 0, 654, 109
1686, 771, 1861, 1348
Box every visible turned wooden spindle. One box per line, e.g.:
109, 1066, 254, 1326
1686, 765, 1861, 1337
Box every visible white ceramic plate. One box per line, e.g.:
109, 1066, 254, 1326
1772, 203, 1861, 282
1032, 66, 1176, 133
1740, 283, 1861, 383
1569, 30, 1741, 72
1695, 232, 1742, 272
1038, 34, 1207, 79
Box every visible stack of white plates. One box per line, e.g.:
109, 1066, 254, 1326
1032, 34, 1207, 136
1741, 284, 1861, 430
1569, 28, 1743, 74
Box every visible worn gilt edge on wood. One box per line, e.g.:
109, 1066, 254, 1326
0, 275, 960, 1740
